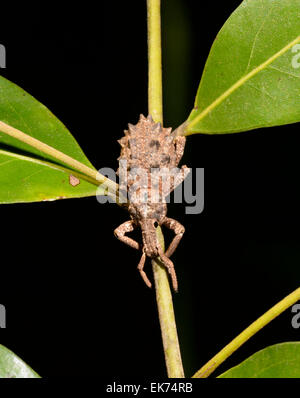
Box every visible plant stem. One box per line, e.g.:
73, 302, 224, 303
192, 287, 300, 378
147, 0, 185, 378
153, 227, 185, 377
147, 0, 163, 122
0, 120, 121, 201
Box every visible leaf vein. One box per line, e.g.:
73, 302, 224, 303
267, 65, 300, 79
0, 158, 17, 168
244, 5, 274, 74
246, 82, 276, 101
22, 169, 44, 182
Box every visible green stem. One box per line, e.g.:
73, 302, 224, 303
147, 0, 184, 378
153, 227, 185, 378
192, 287, 300, 378
147, 0, 163, 122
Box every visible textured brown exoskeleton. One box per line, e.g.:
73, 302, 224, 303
114, 114, 190, 291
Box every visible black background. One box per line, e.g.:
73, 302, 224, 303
0, 0, 299, 381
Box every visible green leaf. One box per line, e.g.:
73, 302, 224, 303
0, 75, 105, 203
218, 342, 300, 378
0, 345, 40, 378
0, 149, 103, 203
187, 0, 300, 135
0, 75, 94, 167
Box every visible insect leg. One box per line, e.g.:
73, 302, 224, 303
114, 220, 140, 250
162, 217, 185, 258
163, 166, 190, 197
137, 251, 152, 288
158, 248, 178, 292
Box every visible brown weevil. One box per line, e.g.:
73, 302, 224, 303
114, 114, 190, 291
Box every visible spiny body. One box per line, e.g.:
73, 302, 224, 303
115, 114, 189, 291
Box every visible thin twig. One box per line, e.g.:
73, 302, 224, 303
147, 0, 185, 378
192, 287, 300, 378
